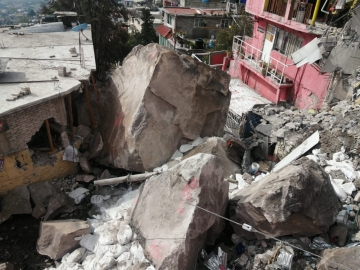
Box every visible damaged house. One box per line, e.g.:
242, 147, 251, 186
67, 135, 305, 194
229, 0, 359, 109
0, 27, 96, 195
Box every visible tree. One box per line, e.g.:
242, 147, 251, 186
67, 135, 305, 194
137, 9, 157, 45
28, 9, 36, 17
215, 14, 253, 51
40, 0, 132, 79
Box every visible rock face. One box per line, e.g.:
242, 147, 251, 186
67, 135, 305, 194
0, 186, 32, 224
37, 219, 90, 260
229, 158, 341, 239
131, 153, 228, 269
97, 44, 231, 172
182, 137, 241, 177
44, 192, 77, 221
28, 182, 56, 219
316, 246, 360, 270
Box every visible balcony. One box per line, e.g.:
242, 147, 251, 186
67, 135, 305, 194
263, 0, 313, 26
264, 0, 287, 17
232, 36, 290, 85
231, 36, 294, 104
289, 1, 313, 24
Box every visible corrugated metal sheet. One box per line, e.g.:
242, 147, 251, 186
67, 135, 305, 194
156, 24, 172, 38
272, 130, 320, 172
291, 37, 322, 68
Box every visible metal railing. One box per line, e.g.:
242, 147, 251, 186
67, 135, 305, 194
191, 51, 226, 68
264, 0, 287, 17
232, 36, 289, 85
290, 1, 313, 24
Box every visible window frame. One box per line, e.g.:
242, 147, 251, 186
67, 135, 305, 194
167, 14, 172, 26
194, 18, 204, 27
220, 19, 229, 28
272, 26, 304, 56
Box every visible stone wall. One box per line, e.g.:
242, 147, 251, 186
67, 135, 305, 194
1, 97, 67, 154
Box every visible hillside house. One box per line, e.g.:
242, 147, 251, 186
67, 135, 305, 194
0, 27, 96, 195
228, 0, 354, 109
157, 7, 230, 49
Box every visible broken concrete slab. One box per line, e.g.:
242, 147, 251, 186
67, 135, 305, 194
316, 246, 360, 269
230, 158, 341, 239
182, 137, 241, 177
28, 181, 56, 219
0, 186, 32, 224
44, 192, 77, 221
96, 44, 231, 172
131, 153, 228, 269
74, 174, 95, 183
37, 219, 90, 260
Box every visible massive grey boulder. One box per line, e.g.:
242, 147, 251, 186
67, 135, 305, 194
131, 153, 228, 269
97, 44, 231, 172
229, 158, 341, 239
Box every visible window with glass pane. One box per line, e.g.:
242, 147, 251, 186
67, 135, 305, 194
194, 18, 204, 27
221, 19, 229, 28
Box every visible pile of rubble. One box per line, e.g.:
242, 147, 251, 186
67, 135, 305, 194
2, 44, 360, 270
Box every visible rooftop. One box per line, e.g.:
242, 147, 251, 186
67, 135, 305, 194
163, 7, 227, 16
0, 25, 96, 117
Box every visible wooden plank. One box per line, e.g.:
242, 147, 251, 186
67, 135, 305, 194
44, 119, 55, 152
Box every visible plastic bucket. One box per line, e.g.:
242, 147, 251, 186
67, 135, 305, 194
251, 162, 260, 174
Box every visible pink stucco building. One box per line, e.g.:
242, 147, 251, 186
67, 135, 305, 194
229, 0, 332, 109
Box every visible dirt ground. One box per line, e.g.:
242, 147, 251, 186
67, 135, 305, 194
0, 215, 54, 270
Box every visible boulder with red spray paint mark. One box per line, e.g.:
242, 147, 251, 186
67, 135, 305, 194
96, 43, 231, 172
130, 153, 228, 269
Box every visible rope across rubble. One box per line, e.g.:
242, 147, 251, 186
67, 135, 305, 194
183, 200, 354, 270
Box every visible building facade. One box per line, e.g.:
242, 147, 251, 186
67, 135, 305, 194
229, 0, 333, 109
157, 7, 231, 49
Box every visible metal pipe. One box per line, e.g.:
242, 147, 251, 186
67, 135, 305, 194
94, 172, 158, 186
321, 0, 329, 14
311, 0, 322, 26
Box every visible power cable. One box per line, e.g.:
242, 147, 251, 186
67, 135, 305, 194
183, 200, 354, 270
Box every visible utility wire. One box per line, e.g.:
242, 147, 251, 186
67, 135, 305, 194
184, 200, 354, 270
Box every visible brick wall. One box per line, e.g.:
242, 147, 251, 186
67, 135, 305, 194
2, 97, 67, 154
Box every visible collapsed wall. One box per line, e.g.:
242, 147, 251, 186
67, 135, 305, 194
96, 43, 231, 172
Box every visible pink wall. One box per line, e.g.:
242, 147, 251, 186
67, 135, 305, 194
230, 19, 331, 109
246, 0, 309, 32
210, 52, 227, 67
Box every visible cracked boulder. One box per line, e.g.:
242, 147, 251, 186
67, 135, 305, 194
97, 44, 231, 172
131, 153, 228, 269
229, 158, 341, 239
316, 246, 360, 270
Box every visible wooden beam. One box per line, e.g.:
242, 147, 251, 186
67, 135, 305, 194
67, 95, 74, 139
45, 119, 55, 152
83, 82, 96, 130
91, 72, 102, 113
94, 172, 158, 186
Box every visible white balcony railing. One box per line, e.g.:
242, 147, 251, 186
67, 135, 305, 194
191, 51, 226, 68
232, 36, 289, 85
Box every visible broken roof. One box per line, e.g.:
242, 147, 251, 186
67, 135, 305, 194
0, 26, 96, 117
